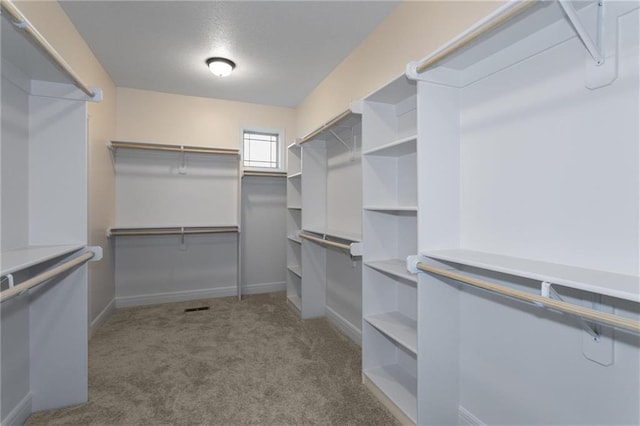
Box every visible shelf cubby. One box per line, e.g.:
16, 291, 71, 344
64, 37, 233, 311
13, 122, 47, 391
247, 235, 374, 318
286, 142, 304, 315
363, 266, 417, 353
361, 75, 419, 424
363, 210, 416, 263
409, 2, 640, 425
363, 323, 417, 424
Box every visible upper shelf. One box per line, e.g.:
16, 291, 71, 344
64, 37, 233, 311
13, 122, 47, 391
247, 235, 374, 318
1, 244, 85, 276
363, 136, 416, 157
423, 249, 640, 303
406, 0, 629, 88
1, 0, 99, 99
109, 141, 239, 156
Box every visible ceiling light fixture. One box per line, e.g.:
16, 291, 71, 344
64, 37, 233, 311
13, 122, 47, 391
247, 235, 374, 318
206, 57, 235, 77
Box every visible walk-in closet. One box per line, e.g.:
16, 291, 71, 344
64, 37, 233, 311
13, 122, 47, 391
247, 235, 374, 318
1, 0, 638, 424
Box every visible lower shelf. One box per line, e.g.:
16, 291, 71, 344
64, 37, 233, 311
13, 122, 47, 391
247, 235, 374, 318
287, 234, 302, 244
364, 365, 417, 423
287, 294, 301, 312
365, 259, 417, 283
365, 312, 417, 355
287, 265, 302, 278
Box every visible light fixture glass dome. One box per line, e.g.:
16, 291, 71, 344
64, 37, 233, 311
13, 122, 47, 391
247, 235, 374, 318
207, 57, 235, 77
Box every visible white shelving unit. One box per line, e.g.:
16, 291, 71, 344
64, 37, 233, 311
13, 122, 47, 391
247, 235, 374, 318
1, 7, 101, 424
361, 75, 418, 425
296, 106, 364, 342
109, 141, 243, 306
407, 1, 640, 425
286, 142, 303, 313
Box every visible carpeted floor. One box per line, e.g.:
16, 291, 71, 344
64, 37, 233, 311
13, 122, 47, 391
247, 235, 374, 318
27, 292, 398, 425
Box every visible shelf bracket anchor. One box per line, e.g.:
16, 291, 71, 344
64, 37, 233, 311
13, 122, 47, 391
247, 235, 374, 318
541, 282, 600, 341
558, 0, 605, 65
179, 227, 187, 251
179, 145, 187, 174
350, 126, 357, 161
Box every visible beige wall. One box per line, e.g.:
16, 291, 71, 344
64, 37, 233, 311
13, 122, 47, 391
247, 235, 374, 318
295, 1, 503, 136
116, 88, 296, 149
15, 1, 117, 332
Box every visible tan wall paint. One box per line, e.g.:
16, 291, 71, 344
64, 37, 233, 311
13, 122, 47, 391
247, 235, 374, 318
295, 1, 503, 136
116, 87, 296, 149
15, 1, 117, 332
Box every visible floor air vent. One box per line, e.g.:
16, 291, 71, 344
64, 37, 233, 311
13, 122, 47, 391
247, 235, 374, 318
184, 306, 210, 312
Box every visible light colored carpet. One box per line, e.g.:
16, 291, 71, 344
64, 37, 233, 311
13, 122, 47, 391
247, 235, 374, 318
27, 292, 399, 425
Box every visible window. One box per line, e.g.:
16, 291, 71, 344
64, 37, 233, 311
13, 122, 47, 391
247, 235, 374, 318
242, 129, 283, 170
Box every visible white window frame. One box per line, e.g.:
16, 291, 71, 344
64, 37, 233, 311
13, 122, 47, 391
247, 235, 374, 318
241, 127, 285, 172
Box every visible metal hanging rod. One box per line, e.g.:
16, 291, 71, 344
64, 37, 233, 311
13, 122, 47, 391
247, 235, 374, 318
299, 109, 355, 145
0, 0, 97, 99
1, 251, 95, 303
242, 171, 287, 178
415, 262, 640, 334
109, 141, 239, 156
108, 226, 239, 237
413, 1, 538, 75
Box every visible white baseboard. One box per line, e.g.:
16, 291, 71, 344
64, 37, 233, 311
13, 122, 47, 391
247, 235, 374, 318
326, 306, 361, 346
2, 392, 32, 426
241, 281, 286, 295
115, 286, 238, 308
459, 406, 485, 426
89, 298, 116, 339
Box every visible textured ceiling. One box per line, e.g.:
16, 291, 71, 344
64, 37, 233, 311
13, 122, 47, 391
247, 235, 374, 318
60, 1, 399, 108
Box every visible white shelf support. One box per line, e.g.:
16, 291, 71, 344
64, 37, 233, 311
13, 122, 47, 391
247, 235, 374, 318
558, 0, 604, 65
329, 129, 350, 152
2, 274, 15, 288
87, 245, 103, 262
179, 145, 187, 174
328, 128, 357, 161
541, 281, 600, 341
406, 255, 421, 275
